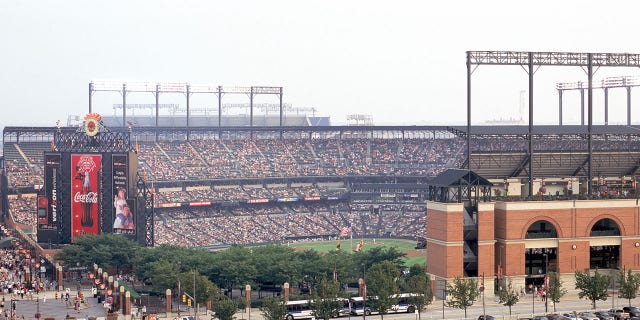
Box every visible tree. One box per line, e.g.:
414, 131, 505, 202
178, 270, 221, 305
55, 233, 140, 273
575, 269, 610, 309
311, 276, 343, 320
260, 297, 287, 320
496, 277, 519, 316
446, 277, 479, 318
252, 245, 303, 288
617, 268, 640, 306
212, 297, 239, 320
366, 261, 400, 320
546, 272, 567, 312
402, 265, 432, 320
208, 246, 257, 298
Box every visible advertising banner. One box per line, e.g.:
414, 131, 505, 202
113, 199, 136, 235
112, 154, 129, 199
71, 154, 101, 239
41, 153, 61, 230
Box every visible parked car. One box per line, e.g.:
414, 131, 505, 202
609, 309, 631, 320
594, 311, 616, 320
478, 316, 496, 320
623, 307, 640, 318
579, 312, 600, 320
533, 317, 549, 320
547, 314, 562, 320
561, 314, 579, 320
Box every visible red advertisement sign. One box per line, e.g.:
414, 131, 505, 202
71, 154, 101, 239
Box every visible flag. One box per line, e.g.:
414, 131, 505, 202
340, 226, 352, 237
354, 239, 364, 252
335, 240, 341, 251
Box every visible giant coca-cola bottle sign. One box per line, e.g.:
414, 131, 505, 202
71, 154, 101, 238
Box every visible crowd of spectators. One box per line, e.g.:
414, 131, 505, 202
471, 136, 640, 153
134, 138, 466, 182
7, 196, 37, 231
153, 201, 426, 247
7, 135, 640, 189
155, 183, 346, 205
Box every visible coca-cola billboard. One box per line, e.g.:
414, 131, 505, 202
71, 154, 102, 239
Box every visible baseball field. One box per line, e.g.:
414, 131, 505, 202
293, 238, 426, 267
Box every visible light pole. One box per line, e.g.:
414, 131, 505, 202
481, 273, 485, 320
544, 254, 549, 313
362, 264, 366, 320
532, 275, 535, 316
442, 281, 446, 320
193, 270, 197, 320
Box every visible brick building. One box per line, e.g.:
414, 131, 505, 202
426, 197, 640, 298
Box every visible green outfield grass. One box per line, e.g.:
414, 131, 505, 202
293, 238, 426, 268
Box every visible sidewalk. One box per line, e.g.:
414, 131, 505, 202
9, 287, 639, 320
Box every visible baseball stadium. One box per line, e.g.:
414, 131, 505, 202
3, 50, 640, 304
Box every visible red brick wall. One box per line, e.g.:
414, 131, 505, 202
426, 241, 464, 278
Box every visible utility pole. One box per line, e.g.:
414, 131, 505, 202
545, 254, 549, 313
482, 273, 486, 320
193, 270, 197, 320
442, 282, 446, 320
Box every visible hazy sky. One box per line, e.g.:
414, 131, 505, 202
2, 0, 640, 130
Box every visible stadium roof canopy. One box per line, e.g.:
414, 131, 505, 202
450, 125, 640, 136
429, 169, 493, 188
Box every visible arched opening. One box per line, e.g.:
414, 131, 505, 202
589, 218, 620, 237
589, 218, 621, 269
524, 220, 558, 291
525, 220, 558, 239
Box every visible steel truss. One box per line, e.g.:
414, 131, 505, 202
136, 172, 154, 246
466, 50, 640, 196
89, 81, 283, 139
53, 125, 134, 153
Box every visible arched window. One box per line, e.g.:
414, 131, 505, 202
590, 218, 620, 236
525, 220, 558, 239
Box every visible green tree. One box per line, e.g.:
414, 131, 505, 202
446, 277, 479, 318
366, 261, 400, 320
311, 276, 343, 320
260, 297, 287, 320
575, 269, 610, 309
144, 260, 182, 295
55, 233, 140, 273
546, 272, 567, 312
212, 297, 239, 320
178, 270, 220, 306
617, 268, 640, 306
402, 265, 432, 319
358, 247, 406, 273
252, 245, 303, 287
208, 246, 257, 298
496, 277, 519, 316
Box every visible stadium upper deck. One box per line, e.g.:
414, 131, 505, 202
4, 124, 640, 187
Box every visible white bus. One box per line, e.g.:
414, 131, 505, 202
350, 293, 422, 315
285, 300, 315, 320
349, 297, 372, 316
334, 298, 352, 318
389, 293, 421, 313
